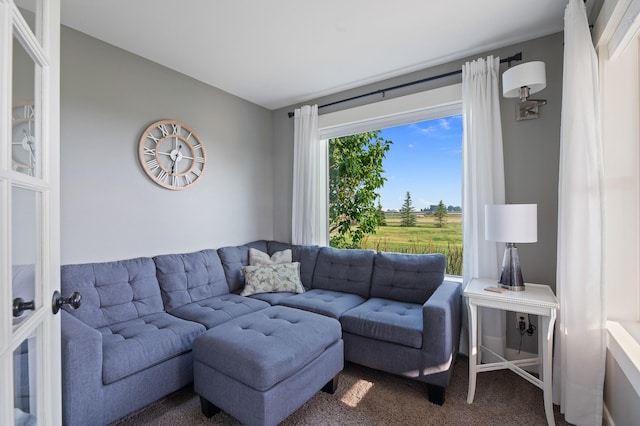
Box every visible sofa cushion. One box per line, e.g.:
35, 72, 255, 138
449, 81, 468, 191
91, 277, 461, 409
217, 241, 269, 293
241, 263, 305, 296
167, 294, 268, 329
312, 247, 375, 298
279, 288, 366, 319
340, 298, 423, 349
61, 257, 165, 329
370, 252, 446, 304
248, 291, 297, 305
154, 249, 230, 311
99, 312, 205, 384
268, 242, 321, 290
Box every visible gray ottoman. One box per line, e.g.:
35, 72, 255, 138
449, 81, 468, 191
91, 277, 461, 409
193, 306, 344, 426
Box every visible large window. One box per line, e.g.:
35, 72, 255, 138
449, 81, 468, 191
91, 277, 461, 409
319, 84, 463, 275
328, 115, 463, 275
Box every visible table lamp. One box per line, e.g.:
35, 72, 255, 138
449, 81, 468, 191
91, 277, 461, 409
485, 204, 537, 291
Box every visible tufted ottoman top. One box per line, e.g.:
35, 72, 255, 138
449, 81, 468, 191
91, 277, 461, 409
193, 306, 341, 391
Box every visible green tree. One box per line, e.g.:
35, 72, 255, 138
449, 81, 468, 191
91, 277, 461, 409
435, 200, 448, 228
399, 191, 417, 227
375, 200, 387, 227
329, 131, 392, 248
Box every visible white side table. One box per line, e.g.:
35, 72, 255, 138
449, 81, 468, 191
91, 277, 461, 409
464, 278, 559, 426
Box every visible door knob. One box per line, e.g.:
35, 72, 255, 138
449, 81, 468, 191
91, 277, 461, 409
13, 298, 35, 317
51, 291, 82, 314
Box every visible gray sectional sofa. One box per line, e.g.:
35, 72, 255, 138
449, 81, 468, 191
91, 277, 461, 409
60, 240, 462, 425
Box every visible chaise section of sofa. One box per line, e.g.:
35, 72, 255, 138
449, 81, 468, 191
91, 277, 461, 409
60, 257, 205, 426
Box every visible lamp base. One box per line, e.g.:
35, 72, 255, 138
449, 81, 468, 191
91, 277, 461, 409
498, 243, 525, 291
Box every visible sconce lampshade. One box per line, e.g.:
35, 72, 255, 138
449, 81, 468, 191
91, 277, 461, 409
502, 61, 547, 98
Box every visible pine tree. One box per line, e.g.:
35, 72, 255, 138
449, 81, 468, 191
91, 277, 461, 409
434, 200, 448, 228
400, 191, 417, 227
375, 200, 387, 226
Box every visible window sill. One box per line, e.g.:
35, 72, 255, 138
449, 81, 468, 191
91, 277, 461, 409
607, 320, 640, 397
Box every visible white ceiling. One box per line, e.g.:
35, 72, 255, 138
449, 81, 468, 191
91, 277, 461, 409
60, 1, 583, 110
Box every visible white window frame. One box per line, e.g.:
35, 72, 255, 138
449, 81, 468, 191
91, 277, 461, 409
318, 84, 463, 279
594, 0, 640, 399
318, 84, 462, 139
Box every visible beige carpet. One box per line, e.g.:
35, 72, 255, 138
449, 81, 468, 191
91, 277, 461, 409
112, 357, 571, 425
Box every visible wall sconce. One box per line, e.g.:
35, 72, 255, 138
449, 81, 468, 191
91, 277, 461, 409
502, 61, 547, 121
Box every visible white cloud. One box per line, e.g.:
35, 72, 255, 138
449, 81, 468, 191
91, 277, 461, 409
408, 143, 414, 149
439, 118, 451, 130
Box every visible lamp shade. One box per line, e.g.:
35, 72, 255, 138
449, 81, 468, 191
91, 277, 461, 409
485, 204, 537, 243
502, 61, 546, 98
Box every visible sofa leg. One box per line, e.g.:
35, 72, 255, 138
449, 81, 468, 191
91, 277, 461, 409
322, 374, 340, 394
200, 396, 221, 418
425, 384, 446, 405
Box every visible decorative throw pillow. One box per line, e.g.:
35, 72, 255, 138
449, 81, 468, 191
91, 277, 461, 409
249, 247, 292, 266
241, 262, 305, 296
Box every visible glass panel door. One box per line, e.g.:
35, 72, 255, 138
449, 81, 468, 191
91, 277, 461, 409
0, 0, 61, 424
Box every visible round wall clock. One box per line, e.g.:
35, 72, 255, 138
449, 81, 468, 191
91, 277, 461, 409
138, 119, 207, 190
12, 102, 36, 176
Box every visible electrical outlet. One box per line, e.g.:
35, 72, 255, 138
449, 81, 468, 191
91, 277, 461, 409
516, 312, 529, 331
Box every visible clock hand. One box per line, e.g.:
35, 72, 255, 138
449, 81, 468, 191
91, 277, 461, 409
171, 145, 182, 174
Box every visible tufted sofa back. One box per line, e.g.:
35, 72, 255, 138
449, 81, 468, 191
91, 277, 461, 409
312, 247, 375, 298
60, 257, 165, 329
217, 240, 269, 293
370, 252, 446, 304
153, 249, 229, 312
267, 241, 321, 290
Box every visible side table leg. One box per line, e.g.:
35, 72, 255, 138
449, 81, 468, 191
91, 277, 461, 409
541, 314, 556, 426
467, 301, 478, 404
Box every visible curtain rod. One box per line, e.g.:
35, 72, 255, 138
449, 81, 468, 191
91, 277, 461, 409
287, 52, 522, 118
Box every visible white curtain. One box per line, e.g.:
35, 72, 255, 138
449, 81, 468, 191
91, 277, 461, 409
461, 56, 506, 358
553, 1, 605, 424
292, 105, 329, 246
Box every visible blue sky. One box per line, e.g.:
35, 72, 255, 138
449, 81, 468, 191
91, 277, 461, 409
377, 115, 462, 211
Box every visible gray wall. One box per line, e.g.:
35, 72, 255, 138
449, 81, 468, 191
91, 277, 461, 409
60, 27, 274, 264
272, 32, 563, 352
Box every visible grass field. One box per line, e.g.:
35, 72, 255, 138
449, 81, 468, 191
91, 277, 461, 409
359, 213, 463, 275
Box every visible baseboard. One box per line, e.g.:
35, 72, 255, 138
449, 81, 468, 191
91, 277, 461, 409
603, 402, 615, 426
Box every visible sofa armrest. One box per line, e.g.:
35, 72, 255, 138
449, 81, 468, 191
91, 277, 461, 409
61, 310, 105, 426
422, 280, 462, 364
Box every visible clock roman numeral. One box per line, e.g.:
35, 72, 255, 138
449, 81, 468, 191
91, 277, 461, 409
146, 133, 160, 144
157, 169, 168, 182
171, 174, 179, 187
146, 159, 159, 171
184, 174, 193, 185
192, 167, 202, 177
192, 143, 201, 151
172, 123, 180, 135
158, 124, 169, 136
195, 157, 205, 164
185, 132, 192, 141
143, 147, 155, 156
